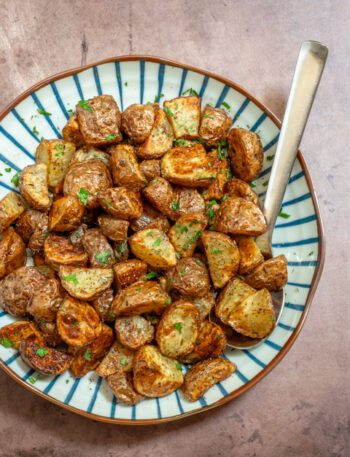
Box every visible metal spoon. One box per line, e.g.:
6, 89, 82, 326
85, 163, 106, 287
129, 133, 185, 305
224, 40, 328, 350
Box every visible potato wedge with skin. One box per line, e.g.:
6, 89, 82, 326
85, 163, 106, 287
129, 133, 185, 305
113, 259, 148, 289
69, 224, 88, 246
15, 209, 46, 242
70, 323, 114, 377
163, 96, 201, 139
115, 316, 155, 350
225, 178, 259, 206
133, 345, 184, 397
245, 255, 288, 291
111, 280, 170, 317
142, 177, 175, 218
82, 228, 116, 268
187, 292, 215, 320
19, 163, 51, 211
56, 296, 102, 347
113, 240, 130, 262
237, 237, 264, 275
0, 191, 26, 232
71, 146, 111, 168
199, 105, 232, 147
58, 266, 114, 301
168, 213, 207, 258
99, 187, 143, 220
36, 139, 76, 188
27, 278, 62, 322
36, 321, 62, 347
121, 103, 156, 144
139, 159, 160, 182
137, 108, 174, 159
95, 341, 134, 377
166, 258, 210, 298
215, 196, 267, 236
44, 235, 88, 271
28, 218, 49, 253
156, 300, 200, 358
228, 128, 263, 182
0, 321, 45, 349
182, 357, 236, 402
92, 288, 115, 322
107, 371, 145, 405
161, 145, 215, 187
172, 187, 205, 219
19, 341, 73, 376
110, 144, 147, 190
130, 202, 170, 233
130, 229, 177, 269
0, 227, 26, 279
98, 215, 129, 242
62, 115, 84, 147
215, 277, 256, 324
202, 231, 240, 288
49, 195, 85, 232
202, 150, 230, 201
227, 288, 275, 338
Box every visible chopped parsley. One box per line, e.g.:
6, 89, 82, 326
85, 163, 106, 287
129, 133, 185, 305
84, 350, 91, 361
1, 337, 14, 348
175, 138, 189, 146
212, 249, 222, 254
175, 252, 181, 259
182, 230, 202, 250
124, 81, 128, 86
67, 108, 75, 115
278, 210, 290, 219
5, 168, 11, 173
163, 107, 174, 117
11, 172, 20, 187
105, 134, 117, 141
226, 168, 232, 180
172, 200, 180, 211
182, 88, 199, 97
36, 348, 49, 357
176, 362, 182, 371
117, 241, 128, 254
221, 194, 229, 202
32, 126, 39, 136
120, 357, 127, 366
206, 200, 218, 208
176, 224, 188, 234
308, 251, 314, 256
28, 373, 40, 384
250, 182, 256, 188
154, 93, 164, 103
221, 101, 231, 110
266, 155, 274, 161
63, 274, 79, 284
165, 297, 172, 306
37, 108, 52, 116
174, 322, 182, 333
218, 142, 228, 160
146, 271, 158, 280
203, 114, 214, 120
95, 251, 114, 264
262, 180, 269, 187
54, 144, 65, 151
105, 199, 112, 209
153, 238, 161, 247
78, 100, 93, 112
77, 187, 89, 205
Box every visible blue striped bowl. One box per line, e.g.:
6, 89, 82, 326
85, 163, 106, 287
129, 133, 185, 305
0, 56, 325, 424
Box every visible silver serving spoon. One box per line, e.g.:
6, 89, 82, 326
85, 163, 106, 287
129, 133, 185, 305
224, 40, 328, 349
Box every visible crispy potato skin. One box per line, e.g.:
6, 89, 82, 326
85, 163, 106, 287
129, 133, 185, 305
115, 316, 154, 350
215, 196, 267, 236
49, 195, 85, 232
163, 96, 201, 139
237, 237, 264, 275
0, 227, 26, 279
172, 188, 205, 219
203, 150, 230, 201
36, 321, 62, 347
95, 341, 134, 377
76, 95, 122, 147
71, 146, 111, 168
137, 109, 174, 159
168, 213, 207, 258
166, 258, 210, 298
27, 278, 62, 322
130, 203, 170, 233
182, 357, 236, 401
92, 288, 115, 322
113, 259, 148, 289
57, 296, 102, 347
110, 144, 146, 190
44, 235, 88, 271
130, 229, 177, 269
59, 266, 114, 300
69, 224, 88, 246
225, 178, 259, 206
15, 209, 49, 253
107, 371, 145, 405
82, 228, 116, 268
62, 115, 84, 147
245, 255, 288, 291
98, 215, 129, 242
19, 341, 73, 376
0, 192, 26, 232
0, 321, 45, 349
139, 160, 161, 182
99, 187, 143, 220
228, 128, 263, 182
187, 292, 215, 320
142, 177, 175, 218
19, 163, 51, 211
121, 103, 156, 144
113, 240, 130, 262
199, 105, 232, 147
133, 345, 184, 397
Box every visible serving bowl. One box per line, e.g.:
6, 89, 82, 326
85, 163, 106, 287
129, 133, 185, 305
0, 56, 325, 424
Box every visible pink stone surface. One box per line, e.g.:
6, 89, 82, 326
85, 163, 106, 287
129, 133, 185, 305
0, 1, 349, 456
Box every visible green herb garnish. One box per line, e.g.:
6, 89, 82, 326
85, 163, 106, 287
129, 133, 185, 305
63, 274, 79, 284
78, 100, 93, 112
117, 241, 128, 254
226, 168, 232, 180
36, 348, 49, 358
120, 357, 126, 366
175, 139, 189, 147
212, 249, 222, 254
1, 337, 14, 348
37, 108, 52, 116
176, 362, 182, 371
33, 126, 39, 136
250, 182, 256, 188
28, 373, 40, 384
146, 272, 158, 280
11, 172, 20, 187
95, 251, 114, 264
84, 350, 91, 361
203, 114, 214, 120
308, 251, 314, 256
172, 200, 180, 211
221, 101, 231, 110
182, 88, 199, 97
105, 134, 117, 141
266, 155, 274, 161
77, 187, 89, 205
153, 238, 161, 247
174, 322, 182, 333
154, 93, 164, 103
163, 107, 174, 117
278, 210, 290, 219
262, 180, 269, 187
5, 168, 11, 173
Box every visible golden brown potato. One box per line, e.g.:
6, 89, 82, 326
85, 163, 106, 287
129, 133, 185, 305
202, 231, 240, 288
228, 128, 263, 182
237, 237, 264, 275
179, 321, 227, 364
161, 145, 215, 187
99, 187, 143, 220
227, 288, 275, 338
113, 259, 148, 289
44, 235, 88, 271
0, 227, 26, 279
156, 300, 200, 358
215, 277, 255, 324
130, 228, 177, 269
188, 292, 215, 320
62, 115, 84, 147
142, 177, 175, 218
19, 163, 51, 211
36, 139, 76, 188
98, 215, 129, 242
113, 240, 130, 263
168, 214, 207, 258
69, 224, 88, 246
19, 341, 73, 376
115, 316, 155, 350
166, 258, 210, 298
95, 341, 134, 377
225, 178, 259, 206
33, 264, 56, 279
27, 278, 62, 322
64, 160, 112, 209
81, 228, 115, 268
0, 191, 26, 232
92, 288, 115, 322
0, 321, 45, 349
182, 357, 236, 401
111, 280, 170, 316
110, 144, 146, 190
139, 160, 161, 182
199, 105, 232, 147
215, 196, 267, 236
58, 266, 114, 301
121, 103, 156, 144
137, 108, 173, 159
36, 321, 62, 347
28, 220, 49, 253
130, 203, 170, 234
71, 146, 111, 168
76, 95, 122, 147
107, 371, 145, 405
133, 345, 184, 397
163, 96, 201, 139
202, 150, 230, 201
245, 255, 288, 291
15, 209, 49, 253
56, 296, 102, 347
70, 323, 114, 377
49, 196, 85, 232
172, 187, 205, 219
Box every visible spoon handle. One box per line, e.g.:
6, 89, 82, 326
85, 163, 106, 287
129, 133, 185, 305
258, 40, 328, 256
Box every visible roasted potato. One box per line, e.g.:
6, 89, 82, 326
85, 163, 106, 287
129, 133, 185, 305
98, 215, 129, 242
92, 288, 115, 322
202, 150, 230, 201
15, 209, 49, 253
62, 115, 84, 147
161, 145, 215, 187
172, 187, 205, 219
81, 228, 115, 268
64, 160, 112, 209
142, 177, 175, 218
19, 341, 73, 376
113, 240, 130, 262
36, 321, 62, 347
182, 357, 236, 402
139, 160, 161, 182
215, 196, 267, 236
133, 345, 184, 397
69, 224, 88, 246
95, 341, 134, 377
44, 235, 88, 271
168, 213, 207, 258
121, 103, 156, 144
34, 264, 56, 279
0, 191, 26, 232
163, 96, 201, 139
110, 144, 146, 190
188, 292, 215, 320
58, 266, 114, 300
107, 371, 145, 405
0, 321, 45, 349
227, 288, 275, 338
130, 203, 170, 233
199, 105, 232, 147
166, 258, 210, 298
71, 145, 111, 168
228, 128, 263, 182
245, 255, 288, 291
36, 139, 76, 188
202, 231, 240, 288
111, 280, 170, 316
129, 229, 177, 269
115, 316, 155, 350
0, 227, 26, 279
76, 95, 122, 147
27, 278, 62, 322
19, 163, 51, 211
99, 187, 143, 220
49, 196, 85, 232
225, 178, 259, 206
237, 237, 264, 275
113, 259, 148, 289
56, 296, 102, 347
137, 108, 174, 159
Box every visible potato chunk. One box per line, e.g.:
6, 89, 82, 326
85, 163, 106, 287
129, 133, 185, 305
49, 195, 85, 232
237, 237, 264, 275
92, 288, 115, 322
71, 145, 111, 168
27, 278, 62, 322
168, 214, 207, 258
130, 203, 170, 233
0, 191, 26, 232
133, 345, 184, 397
203, 150, 230, 201
215, 277, 255, 324
199, 105, 232, 147
98, 215, 129, 242
139, 160, 160, 182
245, 255, 288, 291
172, 187, 205, 219
166, 258, 210, 298
163, 96, 201, 139
107, 371, 145, 405
95, 341, 134, 377
58, 266, 114, 300
142, 177, 175, 218
0, 321, 45, 349
188, 292, 215, 320
115, 316, 155, 350
62, 115, 84, 147
113, 259, 148, 289
15, 209, 48, 253
110, 144, 146, 190
36, 321, 62, 347
182, 357, 236, 401
19, 163, 50, 211
137, 108, 174, 159
44, 235, 88, 271
225, 178, 259, 206
121, 103, 156, 144
19, 341, 73, 376
82, 228, 115, 268
99, 187, 143, 220
0, 227, 26, 279
228, 128, 263, 182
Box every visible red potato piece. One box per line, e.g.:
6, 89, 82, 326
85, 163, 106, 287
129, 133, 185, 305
0, 192, 26, 232
92, 288, 115, 323
0, 321, 45, 349
110, 144, 146, 190
115, 316, 155, 350
19, 341, 73, 376
0, 227, 26, 279
244, 255, 288, 291
107, 371, 145, 405
228, 128, 263, 182
199, 105, 232, 147
113, 259, 148, 289
44, 235, 88, 271
48, 195, 85, 232
99, 187, 143, 220
27, 278, 62, 322
121, 103, 156, 144
166, 258, 210, 298
95, 341, 135, 377
97, 215, 129, 242
82, 228, 116, 268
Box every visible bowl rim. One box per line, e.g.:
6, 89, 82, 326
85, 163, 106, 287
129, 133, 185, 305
0, 54, 326, 425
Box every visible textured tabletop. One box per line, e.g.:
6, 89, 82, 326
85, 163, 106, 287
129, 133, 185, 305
0, 1, 349, 456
